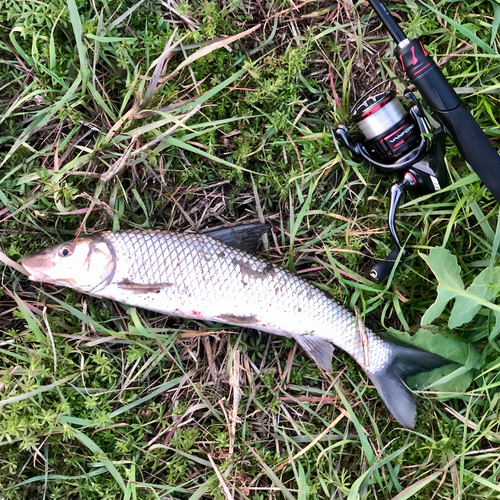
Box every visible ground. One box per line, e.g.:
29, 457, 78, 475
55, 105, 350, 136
1, 0, 500, 499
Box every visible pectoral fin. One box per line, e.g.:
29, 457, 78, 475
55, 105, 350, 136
294, 335, 335, 372
117, 279, 172, 294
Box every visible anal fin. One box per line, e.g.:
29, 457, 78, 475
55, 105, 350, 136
294, 335, 335, 372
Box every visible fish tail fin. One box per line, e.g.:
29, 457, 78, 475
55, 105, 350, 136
368, 344, 449, 429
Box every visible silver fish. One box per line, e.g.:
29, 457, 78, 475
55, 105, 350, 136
21, 226, 447, 428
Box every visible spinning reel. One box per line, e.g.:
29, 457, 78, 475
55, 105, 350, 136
335, 89, 448, 283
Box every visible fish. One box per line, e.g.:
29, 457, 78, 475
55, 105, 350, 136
21, 224, 449, 429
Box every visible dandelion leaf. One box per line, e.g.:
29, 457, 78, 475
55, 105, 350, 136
385, 328, 482, 394
421, 247, 463, 325
409, 362, 475, 394
422, 287, 459, 325
421, 247, 500, 336
423, 247, 464, 289
449, 266, 500, 328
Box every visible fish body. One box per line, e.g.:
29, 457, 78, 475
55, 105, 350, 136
22, 228, 448, 428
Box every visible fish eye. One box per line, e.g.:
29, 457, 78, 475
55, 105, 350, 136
60, 246, 72, 257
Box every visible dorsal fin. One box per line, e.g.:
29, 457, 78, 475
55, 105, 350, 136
203, 223, 269, 253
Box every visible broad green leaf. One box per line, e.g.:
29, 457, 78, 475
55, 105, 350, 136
489, 310, 500, 340
409, 363, 474, 393
423, 287, 458, 325
386, 328, 476, 366
422, 248, 500, 334
422, 247, 463, 290
386, 328, 482, 393
450, 267, 500, 328
411, 343, 479, 392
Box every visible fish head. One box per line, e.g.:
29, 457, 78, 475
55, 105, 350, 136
21, 237, 116, 292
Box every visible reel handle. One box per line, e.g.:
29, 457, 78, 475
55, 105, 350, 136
370, 173, 415, 283
370, 248, 404, 283
388, 173, 416, 250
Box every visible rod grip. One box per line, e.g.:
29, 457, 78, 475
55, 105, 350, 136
432, 105, 500, 203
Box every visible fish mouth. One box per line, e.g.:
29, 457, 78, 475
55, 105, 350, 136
21, 256, 56, 283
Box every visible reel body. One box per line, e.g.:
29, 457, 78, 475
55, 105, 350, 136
353, 90, 419, 163
335, 90, 448, 282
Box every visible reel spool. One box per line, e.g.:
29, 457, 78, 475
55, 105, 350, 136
335, 89, 448, 282
352, 90, 419, 163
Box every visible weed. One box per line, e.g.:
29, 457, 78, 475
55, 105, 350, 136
1, 0, 500, 498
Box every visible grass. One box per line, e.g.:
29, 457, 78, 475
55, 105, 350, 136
1, 0, 500, 498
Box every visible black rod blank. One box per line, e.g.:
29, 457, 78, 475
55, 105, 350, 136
367, 0, 406, 43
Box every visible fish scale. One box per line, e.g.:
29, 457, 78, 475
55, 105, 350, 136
21, 227, 450, 428
101, 230, 390, 372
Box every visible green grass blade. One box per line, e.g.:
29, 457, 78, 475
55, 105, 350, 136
87, 80, 118, 121
70, 427, 126, 492
107, 375, 185, 419
0, 75, 81, 171
107, 0, 146, 31
491, 1, 500, 44
420, 1, 496, 55
13, 468, 108, 487
390, 471, 442, 499
247, 444, 297, 500
163, 136, 262, 174
347, 444, 413, 500
0, 374, 78, 407
67, 0, 90, 90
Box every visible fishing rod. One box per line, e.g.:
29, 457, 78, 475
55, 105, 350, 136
334, 0, 500, 282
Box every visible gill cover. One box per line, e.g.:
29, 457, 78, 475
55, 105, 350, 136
21, 237, 116, 292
